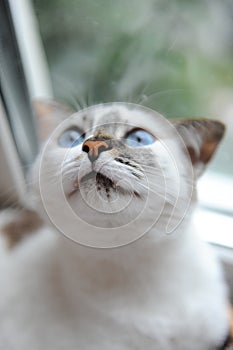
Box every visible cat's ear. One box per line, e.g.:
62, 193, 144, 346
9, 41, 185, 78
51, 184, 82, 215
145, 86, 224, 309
174, 119, 225, 178
33, 99, 75, 142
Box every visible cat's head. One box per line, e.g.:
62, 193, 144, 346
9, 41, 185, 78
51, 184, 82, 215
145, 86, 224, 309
28, 101, 225, 247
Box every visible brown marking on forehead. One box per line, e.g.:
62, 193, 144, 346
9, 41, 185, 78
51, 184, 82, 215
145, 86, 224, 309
93, 129, 113, 140
92, 122, 128, 140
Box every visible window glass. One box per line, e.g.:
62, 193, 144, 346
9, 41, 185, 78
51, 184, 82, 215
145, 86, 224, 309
33, 0, 233, 176
0, 1, 38, 166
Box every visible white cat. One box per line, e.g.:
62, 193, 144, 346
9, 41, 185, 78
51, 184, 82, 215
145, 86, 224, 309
0, 101, 231, 350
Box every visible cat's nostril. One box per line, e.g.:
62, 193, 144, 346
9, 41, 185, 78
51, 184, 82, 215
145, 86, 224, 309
82, 139, 110, 162
82, 144, 89, 153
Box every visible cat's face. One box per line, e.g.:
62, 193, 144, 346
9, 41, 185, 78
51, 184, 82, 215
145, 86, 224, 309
29, 102, 224, 247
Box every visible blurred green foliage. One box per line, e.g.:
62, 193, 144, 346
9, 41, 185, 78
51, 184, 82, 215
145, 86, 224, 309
33, 0, 233, 119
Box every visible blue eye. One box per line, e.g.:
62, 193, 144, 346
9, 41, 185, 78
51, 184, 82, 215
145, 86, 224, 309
125, 129, 155, 147
59, 128, 85, 148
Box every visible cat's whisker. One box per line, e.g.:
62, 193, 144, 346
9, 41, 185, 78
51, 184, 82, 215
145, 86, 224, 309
138, 162, 166, 172
62, 168, 80, 179
73, 96, 83, 110
62, 156, 81, 164
62, 162, 80, 171
139, 88, 186, 106
35, 171, 62, 182
86, 78, 95, 108
70, 96, 82, 111
125, 90, 134, 104
134, 82, 152, 105
51, 76, 80, 111
141, 169, 166, 178
84, 90, 91, 109
126, 161, 162, 173
135, 180, 178, 206
75, 94, 89, 110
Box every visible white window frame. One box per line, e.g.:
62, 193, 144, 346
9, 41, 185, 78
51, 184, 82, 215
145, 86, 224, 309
8, 0, 53, 100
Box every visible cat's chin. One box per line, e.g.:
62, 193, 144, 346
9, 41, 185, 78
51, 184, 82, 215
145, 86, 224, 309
67, 170, 141, 200
61, 167, 149, 231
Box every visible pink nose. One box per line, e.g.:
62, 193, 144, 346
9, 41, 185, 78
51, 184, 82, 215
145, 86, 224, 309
82, 139, 110, 162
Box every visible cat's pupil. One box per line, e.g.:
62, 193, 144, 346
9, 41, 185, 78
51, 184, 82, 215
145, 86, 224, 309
125, 129, 155, 147
69, 134, 76, 142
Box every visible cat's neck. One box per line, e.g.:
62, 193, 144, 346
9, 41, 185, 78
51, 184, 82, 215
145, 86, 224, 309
57, 214, 196, 283
53, 215, 207, 311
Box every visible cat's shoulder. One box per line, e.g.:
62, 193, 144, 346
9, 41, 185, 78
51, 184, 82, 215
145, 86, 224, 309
0, 226, 58, 301
0, 227, 79, 350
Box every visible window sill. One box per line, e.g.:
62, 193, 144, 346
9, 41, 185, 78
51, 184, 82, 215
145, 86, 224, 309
194, 207, 233, 249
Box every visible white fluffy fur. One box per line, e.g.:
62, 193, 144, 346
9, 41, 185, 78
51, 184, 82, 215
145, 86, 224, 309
0, 103, 229, 349
0, 221, 228, 350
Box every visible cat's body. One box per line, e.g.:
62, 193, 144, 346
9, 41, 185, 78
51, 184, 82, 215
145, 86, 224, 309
0, 102, 230, 349
0, 220, 228, 350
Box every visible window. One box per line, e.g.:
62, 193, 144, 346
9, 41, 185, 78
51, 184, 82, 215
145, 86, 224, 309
0, 0, 233, 247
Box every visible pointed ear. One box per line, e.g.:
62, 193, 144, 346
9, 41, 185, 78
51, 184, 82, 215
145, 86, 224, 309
174, 119, 225, 178
33, 99, 75, 142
